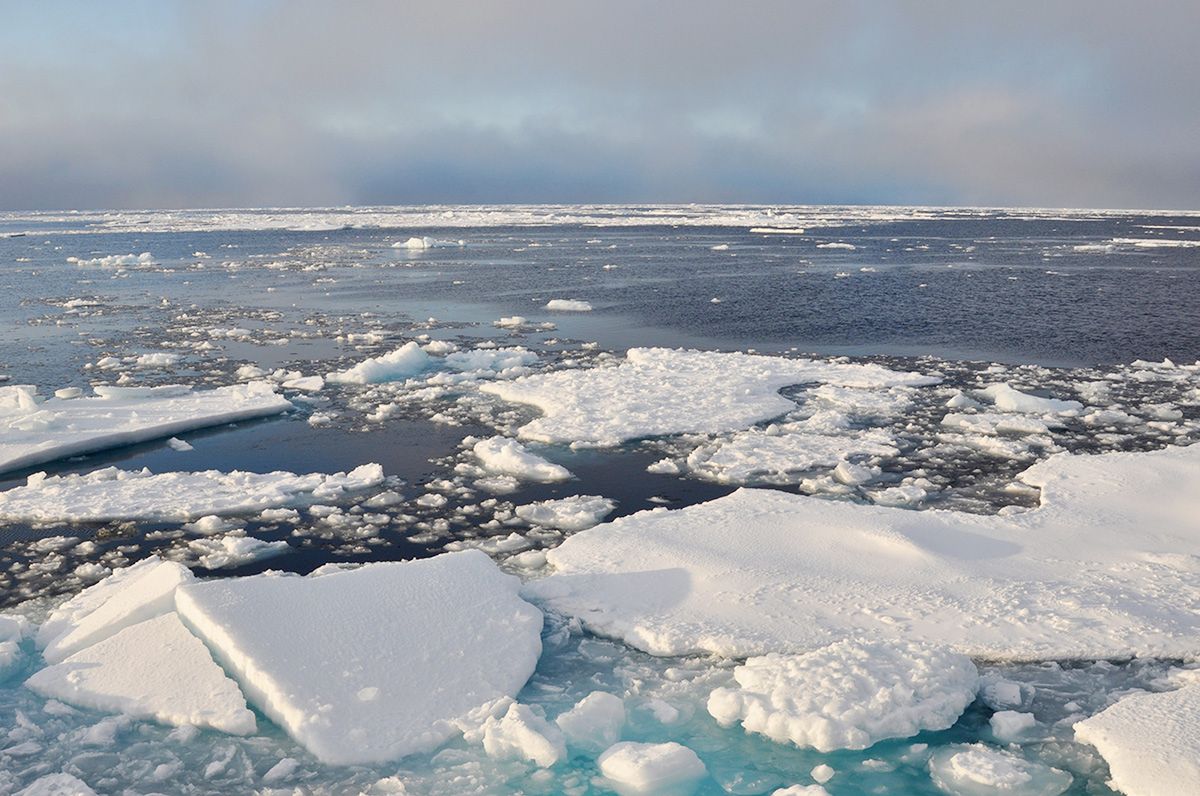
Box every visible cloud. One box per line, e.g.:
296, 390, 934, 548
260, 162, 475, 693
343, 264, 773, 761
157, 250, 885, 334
1, 1, 1198, 209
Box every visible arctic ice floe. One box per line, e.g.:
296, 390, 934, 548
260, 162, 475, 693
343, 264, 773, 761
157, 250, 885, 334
26, 613, 256, 735
685, 427, 899, 485
977, 383, 1083, 415
1073, 683, 1200, 796
0, 382, 291, 475
706, 640, 978, 752
14, 773, 98, 795
598, 741, 708, 795
0, 463, 384, 523
481, 348, 939, 446
326, 341, 430, 384
928, 744, 1071, 795
37, 557, 195, 664
544, 299, 593, 311
528, 443, 1200, 660
472, 436, 572, 482
174, 550, 543, 765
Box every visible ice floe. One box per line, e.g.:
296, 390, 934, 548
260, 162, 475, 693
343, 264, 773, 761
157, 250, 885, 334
545, 299, 593, 311
515, 495, 616, 531
0, 382, 291, 475
529, 443, 1200, 659
597, 741, 707, 795
1073, 682, 1200, 796
174, 550, 543, 764
482, 347, 938, 446
472, 436, 572, 482
685, 427, 898, 485
0, 464, 384, 523
927, 744, 1071, 795
706, 640, 978, 751
326, 342, 430, 384
26, 613, 256, 735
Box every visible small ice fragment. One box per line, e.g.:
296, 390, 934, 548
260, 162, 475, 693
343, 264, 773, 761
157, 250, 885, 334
598, 741, 707, 794
555, 691, 626, 752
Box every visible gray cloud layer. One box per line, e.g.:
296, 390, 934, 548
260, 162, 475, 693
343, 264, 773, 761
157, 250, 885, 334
2, 1, 1198, 210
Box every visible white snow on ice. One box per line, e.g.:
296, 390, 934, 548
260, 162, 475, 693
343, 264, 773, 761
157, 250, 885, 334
472, 436, 572, 483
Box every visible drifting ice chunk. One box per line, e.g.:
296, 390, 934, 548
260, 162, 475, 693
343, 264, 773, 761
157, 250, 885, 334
529, 444, 1200, 659
327, 342, 430, 384
480, 702, 566, 768
38, 557, 194, 664
188, 533, 290, 569
990, 711, 1037, 742
515, 495, 615, 531
545, 299, 593, 311
26, 613, 255, 734
15, 773, 98, 796
473, 437, 572, 482
598, 741, 707, 795
978, 383, 1082, 415
174, 550, 543, 765
555, 691, 626, 752
481, 347, 938, 446
1073, 683, 1200, 796
707, 640, 978, 751
0, 382, 291, 475
928, 744, 1071, 795
686, 428, 898, 485
444, 347, 538, 374
0, 464, 384, 523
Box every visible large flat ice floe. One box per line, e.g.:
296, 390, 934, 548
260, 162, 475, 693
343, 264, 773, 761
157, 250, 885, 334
1073, 683, 1200, 796
0, 382, 291, 475
26, 612, 256, 735
528, 443, 1200, 660
174, 550, 544, 765
0, 463, 384, 523
481, 348, 938, 446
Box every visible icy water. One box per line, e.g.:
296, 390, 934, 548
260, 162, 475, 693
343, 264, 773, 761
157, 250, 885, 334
1, 206, 1198, 795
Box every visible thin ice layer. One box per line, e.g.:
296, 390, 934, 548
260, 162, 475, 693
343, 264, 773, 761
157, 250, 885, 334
529, 443, 1200, 660
0, 463, 384, 522
38, 557, 195, 664
1073, 683, 1200, 796
26, 613, 256, 735
0, 382, 291, 475
481, 348, 938, 446
174, 550, 543, 765
707, 640, 978, 751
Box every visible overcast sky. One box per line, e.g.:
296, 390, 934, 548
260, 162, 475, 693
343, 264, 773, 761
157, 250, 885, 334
2, 1, 1198, 210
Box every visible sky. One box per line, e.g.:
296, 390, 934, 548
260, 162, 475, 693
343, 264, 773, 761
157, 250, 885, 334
2, 1, 1198, 211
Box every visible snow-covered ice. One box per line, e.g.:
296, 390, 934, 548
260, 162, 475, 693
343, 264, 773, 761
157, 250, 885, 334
0, 382, 291, 474
927, 744, 1071, 795
14, 773, 98, 796
481, 347, 938, 446
1073, 683, 1200, 796
597, 741, 707, 795
706, 640, 978, 751
685, 427, 898, 485
978, 383, 1082, 415
174, 550, 543, 764
326, 342, 430, 384
555, 691, 626, 752
545, 299, 593, 311
477, 701, 566, 768
0, 463, 384, 523
26, 613, 256, 735
472, 436, 572, 482
514, 495, 616, 531
529, 443, 1200, 659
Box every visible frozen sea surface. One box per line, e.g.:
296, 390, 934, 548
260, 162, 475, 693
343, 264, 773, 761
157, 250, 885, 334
1, 205, 1199, 795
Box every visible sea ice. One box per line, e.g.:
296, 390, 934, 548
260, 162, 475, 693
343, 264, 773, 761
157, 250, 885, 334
38, 557, 195, 664
927, 744, 1071, 795
555, 691, 626, 752
707, 640, 978, 751
685, 427, 898, 485
545, 299, 593, 311
529, 443, 1200, 659
174, 550, 543, 765
326, 342, 430, 384
472, 436, 572, 482
0, 464, 384, 523
597, 741, 707, 795
978, 383, 1082, 415
14, 773, 98, 796
481, 347, 938, 446
186, 533, 290, 569
0, 382, 291, 475
514, 495, 616, 531
1073, 683, 1200, 796
478, 701, 566, 768
26, 613, 256, 734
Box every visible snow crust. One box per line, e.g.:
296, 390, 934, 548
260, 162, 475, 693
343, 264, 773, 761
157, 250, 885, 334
472, 436, 571, 482
597, 741, 707, 794
481, 348, 938, 446
327, 342, 430, 384
706, 640, 978, 751
1073, 683, 1200, 796
174, 550, 543, 765
26, 613, 256, 735
0, 464, 384, 523
0, 382, 291, 475
529, 443, 1200, 659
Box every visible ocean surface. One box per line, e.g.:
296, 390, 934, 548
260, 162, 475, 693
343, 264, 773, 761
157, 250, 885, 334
1, 205, 1198, 795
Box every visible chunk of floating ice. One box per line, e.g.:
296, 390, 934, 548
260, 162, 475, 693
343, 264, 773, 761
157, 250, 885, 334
26, 613, 255, 734
174, 550, 543, 765
928, 744, 1071, 796
14, 773, 98, 796
327, 342, 430, 384
977, 383, 1082, 415
544, 299, 593, 311
773, 787, 830, 795
395, 236, 431, 249
281, 375, 324, 392
473, 436, 572, 482
515, 495, 615, 531
187, 533, 290, 569
989, 710, 1037, 742
707, 640, 977, 752
444, 347, 538, 373
0, 382, 291, 475
685, 428, 898, 485
597, 741, 707, 795
67, 252, 154, 268
0, 463, 384, 523
482, 348, 938, 446
480, 701, 566, 768
528, 443, 1200, 659
1073, 683, 1200, 796
555, 691, 626, 752
38, 557, 195, 664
